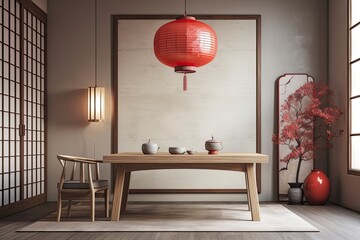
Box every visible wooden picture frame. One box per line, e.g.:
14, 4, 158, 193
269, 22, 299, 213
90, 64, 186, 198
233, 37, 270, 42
275, 73, 314, 201
111, 15, 262, 194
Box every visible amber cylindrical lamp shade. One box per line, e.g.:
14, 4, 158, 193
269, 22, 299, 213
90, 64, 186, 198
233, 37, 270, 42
154, 16, 218, 73
88, 86, 105, 122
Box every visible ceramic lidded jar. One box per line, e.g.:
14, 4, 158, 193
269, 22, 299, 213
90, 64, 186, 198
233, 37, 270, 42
205, 135, 223, 154
141, 139, 160, 154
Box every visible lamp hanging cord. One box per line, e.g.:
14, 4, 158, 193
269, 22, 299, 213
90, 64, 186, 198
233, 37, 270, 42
184, 0, 187, 17
94, 0, 98, 87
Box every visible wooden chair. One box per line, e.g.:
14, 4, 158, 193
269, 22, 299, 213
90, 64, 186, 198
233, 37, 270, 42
56, 155, 109, 222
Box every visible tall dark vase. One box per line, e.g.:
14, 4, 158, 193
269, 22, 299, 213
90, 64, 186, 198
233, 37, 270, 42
303, 169, 331, 205
288, 182, 303, 204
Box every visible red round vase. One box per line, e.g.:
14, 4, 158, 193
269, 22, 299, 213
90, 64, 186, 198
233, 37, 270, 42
303, 169, 331, 205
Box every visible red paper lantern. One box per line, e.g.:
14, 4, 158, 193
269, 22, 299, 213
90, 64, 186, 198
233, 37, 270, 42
154, 16, 217, 91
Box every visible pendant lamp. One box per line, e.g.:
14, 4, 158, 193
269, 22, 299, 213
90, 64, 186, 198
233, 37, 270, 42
153, 0, 217, 91
88, 0, 105, 122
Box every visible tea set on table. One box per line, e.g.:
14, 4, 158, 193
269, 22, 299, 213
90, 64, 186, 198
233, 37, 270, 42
141, 135, 223, 155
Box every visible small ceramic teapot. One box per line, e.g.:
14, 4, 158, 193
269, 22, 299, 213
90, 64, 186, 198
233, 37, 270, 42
142, 139, 160, 154
205, 135, 223, 154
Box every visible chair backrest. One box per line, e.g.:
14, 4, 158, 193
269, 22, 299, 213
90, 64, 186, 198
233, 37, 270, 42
57, 155, 102, 191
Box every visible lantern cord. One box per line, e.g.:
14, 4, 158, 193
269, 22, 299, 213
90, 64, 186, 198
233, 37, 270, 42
94, 0, 98, 87
184, 0, 187, 17
183, 73, 188, 91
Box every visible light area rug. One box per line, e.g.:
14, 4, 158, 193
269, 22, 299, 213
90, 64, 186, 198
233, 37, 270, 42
18, 203, 318, 232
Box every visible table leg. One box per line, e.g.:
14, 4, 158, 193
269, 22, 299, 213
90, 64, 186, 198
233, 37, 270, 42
121, 172, 131, 213
111, 164, 125, 221
245, 171, 252, 211
246, 163, 260, 221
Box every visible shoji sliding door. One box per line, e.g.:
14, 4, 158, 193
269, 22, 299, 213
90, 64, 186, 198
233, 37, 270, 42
0, 0, 46, 217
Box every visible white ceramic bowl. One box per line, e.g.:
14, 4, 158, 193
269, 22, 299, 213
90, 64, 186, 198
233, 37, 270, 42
187, 150, 196, 155
169, 147, 186, 154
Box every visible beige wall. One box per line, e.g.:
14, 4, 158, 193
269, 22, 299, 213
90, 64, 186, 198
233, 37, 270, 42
47, 0, 328, 201
329, 0, 360, 212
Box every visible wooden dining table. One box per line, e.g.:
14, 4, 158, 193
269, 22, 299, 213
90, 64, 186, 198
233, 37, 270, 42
103, 152, 269, 221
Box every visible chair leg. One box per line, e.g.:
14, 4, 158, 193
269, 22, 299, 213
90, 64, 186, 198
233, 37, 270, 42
91, 192, 95, 222
56, 192, 62, 222
67, 200, 72, 218
105, 188, 109, 218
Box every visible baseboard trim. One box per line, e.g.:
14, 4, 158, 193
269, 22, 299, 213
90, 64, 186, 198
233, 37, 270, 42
129, 189, 248, 194
0, 194, 46, 219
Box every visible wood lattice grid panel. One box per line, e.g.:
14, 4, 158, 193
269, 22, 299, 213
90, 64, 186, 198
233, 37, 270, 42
23, 8, 45, 200
0, 0, 46, 208
0, 0, 22, 206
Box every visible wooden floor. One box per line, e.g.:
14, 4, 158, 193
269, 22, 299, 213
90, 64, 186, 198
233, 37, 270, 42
0, 202, 360, 240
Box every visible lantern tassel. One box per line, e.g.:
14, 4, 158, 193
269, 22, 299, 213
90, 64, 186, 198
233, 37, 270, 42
183, 74, 187, 91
